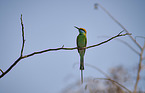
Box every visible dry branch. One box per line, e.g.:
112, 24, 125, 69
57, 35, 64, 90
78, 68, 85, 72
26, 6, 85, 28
87, 31, 131, 49
134, 43, 145, 93
95, 3, 142, 50
94, 3, 145, 93
0, 14, 131, 79
86, 63, 131, 93
98, 36, 140, 54
94, 78, 132, 93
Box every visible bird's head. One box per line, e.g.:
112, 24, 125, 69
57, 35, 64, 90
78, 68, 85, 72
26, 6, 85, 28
74, 26, 87, 34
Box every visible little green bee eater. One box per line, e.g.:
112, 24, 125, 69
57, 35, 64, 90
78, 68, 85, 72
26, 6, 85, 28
75, 26, 87, 83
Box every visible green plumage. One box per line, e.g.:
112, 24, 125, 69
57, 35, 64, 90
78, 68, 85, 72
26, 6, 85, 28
75, 26, 87, 84
76, 29, 87, 70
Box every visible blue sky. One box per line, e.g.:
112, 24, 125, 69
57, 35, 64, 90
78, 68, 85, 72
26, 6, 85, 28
0, 0, 145, 93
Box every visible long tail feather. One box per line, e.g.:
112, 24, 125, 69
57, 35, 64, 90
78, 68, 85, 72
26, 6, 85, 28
80, 55, 84, 70
81, 70, 83, 84
80, 55, 84, 84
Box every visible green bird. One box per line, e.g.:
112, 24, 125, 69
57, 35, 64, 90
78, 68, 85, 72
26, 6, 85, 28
75, 26, 87, 83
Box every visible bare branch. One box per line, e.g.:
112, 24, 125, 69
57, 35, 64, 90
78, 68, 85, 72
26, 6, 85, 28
85, 63, 130, 93
22, 47, 77, 58
0, 14, 25, 78
20, 14, 25, 57
95, 3, 142, 50
87, 32, 131, 49
0, 15, 131, 79
22, 32, 131, 58
134, 43, 145, 93
94, 3, 145, 92
98, 36, 139, 54
94, 78, 132, 93
0, 57, 21, 78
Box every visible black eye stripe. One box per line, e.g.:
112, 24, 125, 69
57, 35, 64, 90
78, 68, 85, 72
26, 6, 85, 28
80, 30, 85, 32
80, 29, 86, 33
79, 28, 87, 33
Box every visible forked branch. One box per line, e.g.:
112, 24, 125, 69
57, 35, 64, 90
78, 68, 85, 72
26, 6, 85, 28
0, 15, 131, 79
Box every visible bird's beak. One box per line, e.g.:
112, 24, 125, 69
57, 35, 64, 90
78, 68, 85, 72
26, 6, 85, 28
74, 26, 79, 29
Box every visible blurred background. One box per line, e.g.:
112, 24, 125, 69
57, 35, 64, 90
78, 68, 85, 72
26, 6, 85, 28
0, 0, 145, 93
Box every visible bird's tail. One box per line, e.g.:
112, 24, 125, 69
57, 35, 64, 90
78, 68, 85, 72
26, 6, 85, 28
80, 55, 84, 70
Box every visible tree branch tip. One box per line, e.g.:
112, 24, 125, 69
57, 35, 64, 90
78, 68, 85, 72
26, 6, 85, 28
118, 30, 131, 36
118, 30, 124, 35
126, 33, 132, 35
20, 14, 23, 19
61, 45, 64, 48
120, 33, 131, 36
0, 69, 4, 74
94, 3, 99, 9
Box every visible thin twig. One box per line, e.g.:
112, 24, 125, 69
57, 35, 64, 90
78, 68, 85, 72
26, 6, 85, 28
98, 36, 140, 54
20, 14, 25, 57
22, 47, 77, 58
0, 69, 4, 74
95, 3, 145, 92
87, 33, 131, 49
94, 78, 132, 93
134, 43, 145, 93
86, 63, 127, 93
95, 3, 142, 50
